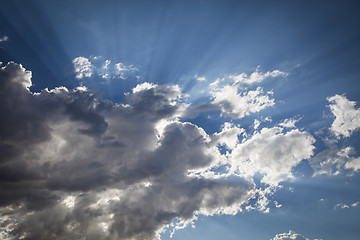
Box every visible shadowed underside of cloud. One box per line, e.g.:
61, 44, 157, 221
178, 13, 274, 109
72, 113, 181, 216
0, 62, 254, 240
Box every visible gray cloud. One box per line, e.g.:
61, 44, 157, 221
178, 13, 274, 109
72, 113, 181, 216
0, 62, 254, 239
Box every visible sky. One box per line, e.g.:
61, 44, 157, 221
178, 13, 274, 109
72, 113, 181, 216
0, 0, 360, 239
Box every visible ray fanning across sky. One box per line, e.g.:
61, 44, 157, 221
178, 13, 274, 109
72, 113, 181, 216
0, 1, 360, 240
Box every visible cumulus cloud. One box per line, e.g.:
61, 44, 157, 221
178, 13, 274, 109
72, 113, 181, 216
208, 68, 286, 119
228, 125, 315, 185
212, 86, 275, 119
183, 69, 286, 119
327, 94, 360, 138
72, 56, 139, 80
0, 62, 256, 240
271, 230, 320, 240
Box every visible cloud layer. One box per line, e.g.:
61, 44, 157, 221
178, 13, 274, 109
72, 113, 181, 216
1, 62, 358, 239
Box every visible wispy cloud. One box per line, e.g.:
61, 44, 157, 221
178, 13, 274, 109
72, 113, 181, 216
271, 230, 321, 240
228, 68, 287, 85
334, 201, 360, 209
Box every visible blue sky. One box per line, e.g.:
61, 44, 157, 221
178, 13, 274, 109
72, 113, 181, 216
1, 0, 360, 239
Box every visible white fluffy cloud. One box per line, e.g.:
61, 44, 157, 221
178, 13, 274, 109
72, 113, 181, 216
271, 230, 319, 240
209, 68, 286, 119
228, 125, 315, 185
212, 86, 275, 119
328, 94, 360, 138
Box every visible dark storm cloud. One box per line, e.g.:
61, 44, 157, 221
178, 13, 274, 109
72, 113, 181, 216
0, 62, 254, 239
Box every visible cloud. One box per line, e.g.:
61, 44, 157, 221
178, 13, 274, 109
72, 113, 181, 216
271, 230, 320, 240
0, 62, 255, 240
344, 157, 360, 171
194, 74, 206, 81
229, 68, 287, 85
183, 68, 285, 119
327, 94, 360, 138
212, 85, 275, 119
72, 56, 94, 79
279, 118, 299, 128
72, 56, 139, 80
334, 201, 360, 209
0, 35, 9, 42
208, 68, 286, 119
228, 124, 315, 185
310, 146, 359, 176
212, 122, 244, 150
115, 62, 138, 75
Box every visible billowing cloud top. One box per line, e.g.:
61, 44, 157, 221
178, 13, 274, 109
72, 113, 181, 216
0, 62, 254, 240
328, 94, 360, 138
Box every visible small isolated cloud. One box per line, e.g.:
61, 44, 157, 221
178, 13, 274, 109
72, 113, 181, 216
184, 68, 285, 119
72, 56, 94, 79
195, 74, 206, 81
209, 68, 286, 119
253, 117, 272, 129
334, 201, 359, 210
0, 35, 9, 42
271, 230, 320, 240
279, 118, 299, 128
229, 68, 287, 85
72, 56, 139, 80
327, 94, 360, 138
228, 125, 315, 185
115, 62, 138, 78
